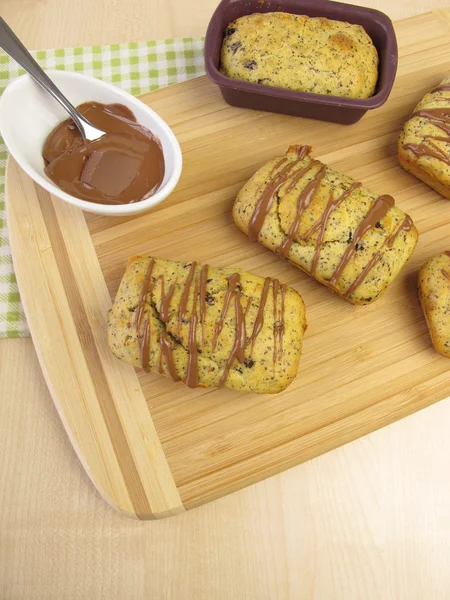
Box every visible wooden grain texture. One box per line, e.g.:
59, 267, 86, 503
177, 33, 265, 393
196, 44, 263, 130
1, 0, 450, 47
6, 9, 450, 518
6, 166, 184, 519
4, 336, 450, 600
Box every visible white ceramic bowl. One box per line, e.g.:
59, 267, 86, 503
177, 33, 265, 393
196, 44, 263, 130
0, 70, 182, 216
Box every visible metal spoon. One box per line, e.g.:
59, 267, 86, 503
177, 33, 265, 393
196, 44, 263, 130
0, 17, 105, 141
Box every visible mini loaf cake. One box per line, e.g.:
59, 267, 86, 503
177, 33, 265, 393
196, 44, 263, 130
108, 256, 307, 394
220, 12, 379, 99
233, 146, 418, 305
399, 77, 450, 199
418, 252, 450, 358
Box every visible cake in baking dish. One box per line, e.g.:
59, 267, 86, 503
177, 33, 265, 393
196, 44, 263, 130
220, 12, 379, 99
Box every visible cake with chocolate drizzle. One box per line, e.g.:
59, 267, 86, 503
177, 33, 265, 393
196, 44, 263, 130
418, 251, 450, 358
399, 77, 450, 199
107, 256, 307, 393
233, 145, 418, 304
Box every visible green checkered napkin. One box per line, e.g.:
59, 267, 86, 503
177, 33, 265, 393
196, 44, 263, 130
0, 38, 205, 338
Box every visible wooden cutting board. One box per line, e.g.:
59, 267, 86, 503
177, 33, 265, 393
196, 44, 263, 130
6, 8, 450, 519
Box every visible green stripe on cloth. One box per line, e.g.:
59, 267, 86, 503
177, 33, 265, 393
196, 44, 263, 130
0, 37, 205, 338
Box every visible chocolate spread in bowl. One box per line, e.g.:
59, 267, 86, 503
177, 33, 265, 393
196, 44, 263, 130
42, 102, 165, 205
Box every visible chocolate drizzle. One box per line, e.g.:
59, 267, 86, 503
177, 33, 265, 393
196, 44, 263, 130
431, 84, 450, 94
415, 108, 450, 135
135, 258, 156, 371
403, 141, 450, 167
303, 182, 362, 240
329, 195, 395, 289
296, 145, 312, 160
135, 258, 155, 334
213, 273, 287, 384
272, 279, 280, 366
212, 273, 241, 349
277, 164, 327, 260
185, 278, 199, 388
247, 162, 296, 242
249, 277, 271, 355
177, 262, 197, 335
303, 182, 362, 277
313, 191, 334, 276
159, 332, 179, 381
199, 264, 208, 347
244, 296, 253, 316
284, 160, 318, 196
265, 157, 288, 180
247, 146, 312, 242
442, 269, 450, 282
155, 274, 164, 296
133, 258, 180, 378
344, 215, 413, 298
219, 286, 246, 386
160, 281, 176, 323
279, 284, 287, 361
140, 320, 151, 373
403, 107, 450, 166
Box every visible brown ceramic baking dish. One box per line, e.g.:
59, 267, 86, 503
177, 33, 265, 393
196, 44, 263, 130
204, 0, 398, 125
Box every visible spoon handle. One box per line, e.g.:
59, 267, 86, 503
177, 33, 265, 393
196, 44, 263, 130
0, 17, 93, 139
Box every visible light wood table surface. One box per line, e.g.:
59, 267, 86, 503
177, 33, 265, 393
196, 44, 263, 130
2, 1, 450, 598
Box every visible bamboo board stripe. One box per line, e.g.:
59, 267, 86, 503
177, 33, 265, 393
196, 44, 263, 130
7, 160, 184, 518
35, 186, 153, 516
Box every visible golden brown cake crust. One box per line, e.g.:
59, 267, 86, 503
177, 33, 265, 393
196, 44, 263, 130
108, 256, 307, 394
220, 12, 379, 99
232, 146, 418, 305
418, 252, 450, 358
398, 76, 450, 199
